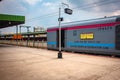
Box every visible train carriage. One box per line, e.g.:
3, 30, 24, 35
47, 16, 120, 56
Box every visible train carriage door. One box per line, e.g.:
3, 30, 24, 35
56, 30, 65, 48
115, 25, 120, 50
61, 30, 65, 48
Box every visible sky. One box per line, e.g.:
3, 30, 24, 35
0, 0, 120, 34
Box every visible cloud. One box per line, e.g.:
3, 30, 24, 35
42, 1, 59, 11
69, 0, 120, 14
43, 2, 53, 6
24, 0, 42, 5
64, 18, 72, 23
113, 10, 120, 15
0, 0, 27, 15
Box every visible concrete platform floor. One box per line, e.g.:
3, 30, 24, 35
0, 44, 120, 80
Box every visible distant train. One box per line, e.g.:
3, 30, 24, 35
47, 15, 120, 56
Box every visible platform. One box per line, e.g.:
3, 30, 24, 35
0, 44, 120, 80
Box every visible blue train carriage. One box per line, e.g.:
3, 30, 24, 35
47, 16, 120, 56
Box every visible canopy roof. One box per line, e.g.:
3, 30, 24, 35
0, 14, 25, 28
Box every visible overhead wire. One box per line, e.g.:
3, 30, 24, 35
72, 0, 120, 10
26, 12, 58, 21
25, 12, 59, 23
25, 0, 120, 23
1, 0, 119, 32
1, 0, 119, 22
